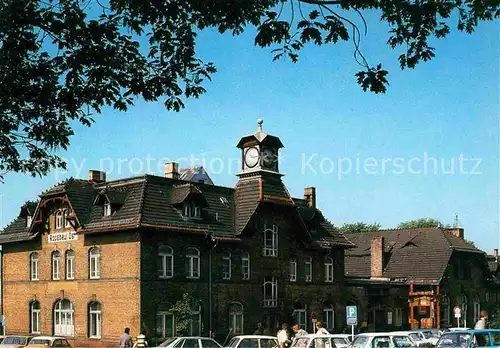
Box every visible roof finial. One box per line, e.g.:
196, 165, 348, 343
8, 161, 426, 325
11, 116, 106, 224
257, 118, 263, 132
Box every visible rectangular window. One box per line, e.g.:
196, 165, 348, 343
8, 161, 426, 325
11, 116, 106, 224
323, 308, 334, 330
157, 312, 175, 338
324, 260, 334, 283
30, 255, 39, 281
289, 260, 297, 282
66, 252, 75, 280
31, 306, 40, 334
89, 249, 101, 279
222, 253, 231, 280
394, 308, 403, 327
263, 224, 278, 257
293, 310, 307, 329
158, 248, 174, 279
89, 307, 102, 338
52, 254, 60, 280
263, 277, 278, 308
103, 202, 112, 216
305, 257, 312, 282
241, 253, 250, 280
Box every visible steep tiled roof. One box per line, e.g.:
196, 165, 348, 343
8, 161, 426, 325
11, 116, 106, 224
234, 177, 261, 234
179, 166, 214, 185
345, 228, 484, 284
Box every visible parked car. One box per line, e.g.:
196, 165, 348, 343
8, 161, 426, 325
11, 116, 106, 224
410, 329, 443, 346
350, 333, 416, 348
435, 329, 500, 348
291, 333, 341, 348
225, 335, 278, 348
153, 337, 222, 348
329, 335, 352, 348
391, 331, 432, 348
27, 336, 71, 347
0, 336, 33, 347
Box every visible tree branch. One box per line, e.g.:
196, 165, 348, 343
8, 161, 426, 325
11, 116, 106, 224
299, 0, 344, 5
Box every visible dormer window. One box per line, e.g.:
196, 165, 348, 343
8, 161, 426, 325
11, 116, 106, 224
103, 202, 112, 217
27, 215, 33, 228
183, 203, 201, 218
55, 210, 63, 229
64, 209, 72, 228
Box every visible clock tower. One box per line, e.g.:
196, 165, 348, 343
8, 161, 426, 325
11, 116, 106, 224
236, 119, 284, 176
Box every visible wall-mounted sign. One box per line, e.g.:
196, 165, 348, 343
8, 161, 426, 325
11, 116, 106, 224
48, 232, 77, 244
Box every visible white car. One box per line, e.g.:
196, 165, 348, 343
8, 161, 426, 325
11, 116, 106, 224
410, 330, 443, 346
153, 337, 222, 348
28, 336, 71, 347
225, 335, 278, 348
350, 333, 416, 348
329, 335, 352, 348
391, 332, 432, 348
291, 333, 345, 348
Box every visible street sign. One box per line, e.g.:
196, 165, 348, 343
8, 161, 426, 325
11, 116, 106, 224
454, 306, 461, 318
346, 306, 358, 326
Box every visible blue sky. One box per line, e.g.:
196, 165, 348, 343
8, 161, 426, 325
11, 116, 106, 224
1, 8, 498, 252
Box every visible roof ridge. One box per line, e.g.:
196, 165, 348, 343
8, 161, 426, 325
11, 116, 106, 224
136, 177, 149, 227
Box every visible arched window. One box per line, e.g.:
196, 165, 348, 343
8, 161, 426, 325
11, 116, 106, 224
30, 301, 41, 334
65, 250, 75, 280
157, 303, 175, 338
30, 252, 39, 281
229, 302, 244, 335
293, 302, 307, 330
241, 252, 250, 280
89, 247, 101, 279
324, 256, 334, 283
263, 224, 278, 256
222, 252, 231, 280
52, 251, 61, 280
473, 295, 480, 323
88, 301, 102, 338
55, 210, 63, 229
64, 209, 72, 228
158, 246, 174, 278
323, 302, 334, 330
441, 295, 450, 327
54, 299, 74, 336
304, 256, 312, 282
263, 277, 278, 308
185, 248, 200, 279
457, 294, 467, 327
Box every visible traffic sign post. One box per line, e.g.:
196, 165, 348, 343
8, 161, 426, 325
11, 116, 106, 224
346, 306, 358, 341
454, 306, 461, 328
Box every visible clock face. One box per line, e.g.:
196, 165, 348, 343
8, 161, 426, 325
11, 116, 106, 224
262, 147, 278, 168
244, 146, 260, 168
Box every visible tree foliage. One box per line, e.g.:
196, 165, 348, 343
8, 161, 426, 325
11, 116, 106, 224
397, 218, 451, 229
338, 221, 381, 234
0, 0, 498, 180
489, 306, 500, 329
169, 293, 198, 336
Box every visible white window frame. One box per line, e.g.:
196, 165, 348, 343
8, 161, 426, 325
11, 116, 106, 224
89, 302, 102, 338
293, 305, 307, 330
64, 209, 72, 228
323, 307, 334, 330
54, 299, 75, 336
229, 302, 244, 335
263, 224, 278, 257
289, 260, 297, 282
193, 205, 201, 218
441, 295, 450, 327
473, 296, 480, 323
30, 252, 39, 281
241, 252, 250, 280
157, 311, 175, 338
55, 210, 63, 229
263, 276, 278, 308
52, 250, 61, 280
89, 247, 101, 279
305, 256, 312, 282
222, 252, 231, 280
103, 202, 112, 217
30, 301, 41, 334
324, 257, 334, 283
458, 294, 467, 327
394, 308, 403, 327
158, 246, 174, 279
27, 215, 33, 228
189, 305, 202, 336
186, 248, 200, 279
66, 250, 75, 280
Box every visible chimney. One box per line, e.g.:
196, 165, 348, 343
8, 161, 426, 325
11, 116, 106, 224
304, 187, 316, 209
165, 162, 180, 180
494, 249, 498, 258
88, 170, 106, 183
371, 236, 384, 278
447, 227, 464, 240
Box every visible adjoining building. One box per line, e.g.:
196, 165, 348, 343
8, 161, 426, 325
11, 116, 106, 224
344, 228, 499, 331
0, 120, 355, 346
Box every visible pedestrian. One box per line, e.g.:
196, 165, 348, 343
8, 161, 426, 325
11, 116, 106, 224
474, 310, 488, 329
277, 323, 291, 348
315, 321, 329, 335
120, 327, 134, 348
254, 322, 265, 335
292, 324, 308, 337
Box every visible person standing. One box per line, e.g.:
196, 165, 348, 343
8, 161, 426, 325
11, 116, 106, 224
120, 328, 134, 348
277, 323, 290, 348
474, 310, 488, 329
315, 321, 329, 335
292, 325, 308, 337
